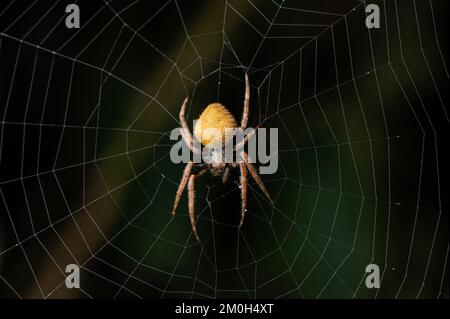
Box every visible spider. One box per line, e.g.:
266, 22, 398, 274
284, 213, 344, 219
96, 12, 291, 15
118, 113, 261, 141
171, 74, 273, 241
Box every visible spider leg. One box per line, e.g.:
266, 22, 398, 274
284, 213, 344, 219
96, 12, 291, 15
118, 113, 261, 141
234, 124, 258, 151
222, 166, 230, 184
240, 73, 250, 129
241, 151, 273, 203
187, 168, 208, 241
239, 162, 247, 227
172, 161, 194, 215
188, 174, 200, 241
179, 97, 201, 154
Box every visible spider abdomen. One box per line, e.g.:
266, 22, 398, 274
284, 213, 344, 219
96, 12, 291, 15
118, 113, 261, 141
193, 103, 237, 146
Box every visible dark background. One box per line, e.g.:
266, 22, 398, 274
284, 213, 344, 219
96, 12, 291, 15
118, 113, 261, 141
0, 0, 448, 298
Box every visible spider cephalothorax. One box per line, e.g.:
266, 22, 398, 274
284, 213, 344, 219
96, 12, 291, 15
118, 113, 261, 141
172, 74, 273, 241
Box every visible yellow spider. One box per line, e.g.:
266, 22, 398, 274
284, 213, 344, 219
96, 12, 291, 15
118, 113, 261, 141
172, 74, 273, 241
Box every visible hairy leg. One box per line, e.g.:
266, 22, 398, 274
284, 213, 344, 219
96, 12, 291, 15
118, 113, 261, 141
239, 162, 247, 227
222, 166, 230, 183
234, 124, 258, 151
188, 174, 200, 241
179, 97, 200, 154
241, 151, 273, 203
187, 168, 208, 241
240, 73, 250, 129
172, 161, 194, 215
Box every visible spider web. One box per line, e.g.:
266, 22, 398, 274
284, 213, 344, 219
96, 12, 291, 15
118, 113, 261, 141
0, 0, 448, 299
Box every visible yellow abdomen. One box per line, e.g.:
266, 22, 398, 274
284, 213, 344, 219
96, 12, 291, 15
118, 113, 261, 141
194, 103, 237, 146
